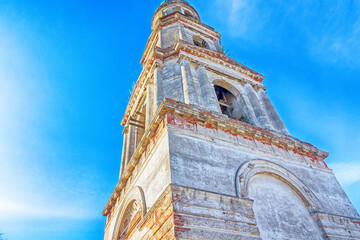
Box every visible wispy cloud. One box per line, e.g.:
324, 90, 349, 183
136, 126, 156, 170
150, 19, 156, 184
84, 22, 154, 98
211, 0, 265, 38
330, 161, 360, 185
209, 0, 360, 66
307, 2, 360, 67
0, 199, 92, 220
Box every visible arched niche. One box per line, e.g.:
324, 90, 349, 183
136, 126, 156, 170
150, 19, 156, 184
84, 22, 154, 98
112, 186, 146, 240
235, 159, 323, 212
236, 160, 324, 239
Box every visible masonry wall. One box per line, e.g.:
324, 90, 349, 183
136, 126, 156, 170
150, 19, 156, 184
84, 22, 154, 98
105, 130, 171, 240
166, 120, 360, 239
171, 185, 261, 239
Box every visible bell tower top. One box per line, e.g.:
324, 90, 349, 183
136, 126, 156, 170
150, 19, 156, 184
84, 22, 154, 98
151, 0, 200, 30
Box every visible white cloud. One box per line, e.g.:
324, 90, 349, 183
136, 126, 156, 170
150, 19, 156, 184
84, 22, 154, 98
211, 0, 263, 38
209, 0, 360, 66
0, 199, 91, 220
330, 161, 360, 185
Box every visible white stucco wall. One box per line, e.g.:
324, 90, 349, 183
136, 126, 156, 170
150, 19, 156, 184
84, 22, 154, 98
249, 174, 323, 240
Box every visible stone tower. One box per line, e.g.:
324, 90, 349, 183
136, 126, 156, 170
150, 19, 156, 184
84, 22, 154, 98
103, 1, 360, 239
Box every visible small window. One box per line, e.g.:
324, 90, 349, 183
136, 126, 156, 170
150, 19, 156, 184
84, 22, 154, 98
214, 85, 235, 118
193, 35, 209, 49
184, 10, 193, 17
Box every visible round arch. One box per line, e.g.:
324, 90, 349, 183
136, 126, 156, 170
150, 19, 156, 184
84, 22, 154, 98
111, 186, 146, 240
235, 159, 324, 213
212, 79, 240, 98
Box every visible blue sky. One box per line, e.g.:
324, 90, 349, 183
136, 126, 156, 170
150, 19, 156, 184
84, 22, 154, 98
0, 0, 359, 239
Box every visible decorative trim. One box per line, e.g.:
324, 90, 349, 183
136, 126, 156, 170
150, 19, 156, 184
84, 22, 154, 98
104, 98, 329, 216
235, 159, 324, 213
110, 186, 146, 240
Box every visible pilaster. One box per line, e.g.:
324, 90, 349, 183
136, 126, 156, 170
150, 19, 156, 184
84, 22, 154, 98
145, 82, 154, 130
119, 133, 127, 178
196, 65, 221, 113
244, 84, 274, 131
153, 64, 164, 111
124, 125, 136, 167
180, 58, 199, 105
257, 89, 289, 135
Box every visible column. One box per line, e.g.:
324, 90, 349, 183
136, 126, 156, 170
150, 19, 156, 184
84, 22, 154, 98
178, 22, 187, 42
244, 84, 274, 130
258, 89, 289, 135
156, 29, 162, 48
236, 86, 260, 125
145, 82, 154, 130
124, 125, 136, 167
153, 65, 164, 111
196, 65, 221, 113
180, 58, 199, 105
119, 133, 128, 178
214, 40, 223, 53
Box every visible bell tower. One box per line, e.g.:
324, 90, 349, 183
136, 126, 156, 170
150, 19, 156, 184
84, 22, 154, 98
103, 1, 360, 239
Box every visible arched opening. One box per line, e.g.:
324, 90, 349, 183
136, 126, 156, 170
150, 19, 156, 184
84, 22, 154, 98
134, 105, 145, 148
214, 85, 235, 118
212, 80, 255, 124
184, 9, 197, 19
111, 187, 146, 240
248, 174, 323, 240
127, 94, 146, 163
193, 35, 209, 49
117, 200, 142, 240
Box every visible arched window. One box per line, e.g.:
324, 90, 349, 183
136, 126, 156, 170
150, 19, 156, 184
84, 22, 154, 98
193, 35, 209, 49
214, 85, 236, 118
117, 200, 142, 240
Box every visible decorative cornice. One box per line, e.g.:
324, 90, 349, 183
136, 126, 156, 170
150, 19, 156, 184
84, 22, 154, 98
104, 98, 330, 217
151, 0, 201, 29
176, 49, 266, 91
142, 13, 219, 65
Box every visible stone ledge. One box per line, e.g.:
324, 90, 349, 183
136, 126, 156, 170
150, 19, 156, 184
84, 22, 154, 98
312, 212, 360, 239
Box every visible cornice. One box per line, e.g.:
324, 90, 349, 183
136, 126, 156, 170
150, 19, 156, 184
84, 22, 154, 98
104, 98, 330, 217
142, 13, 220, 65
151, 0, 201, 29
